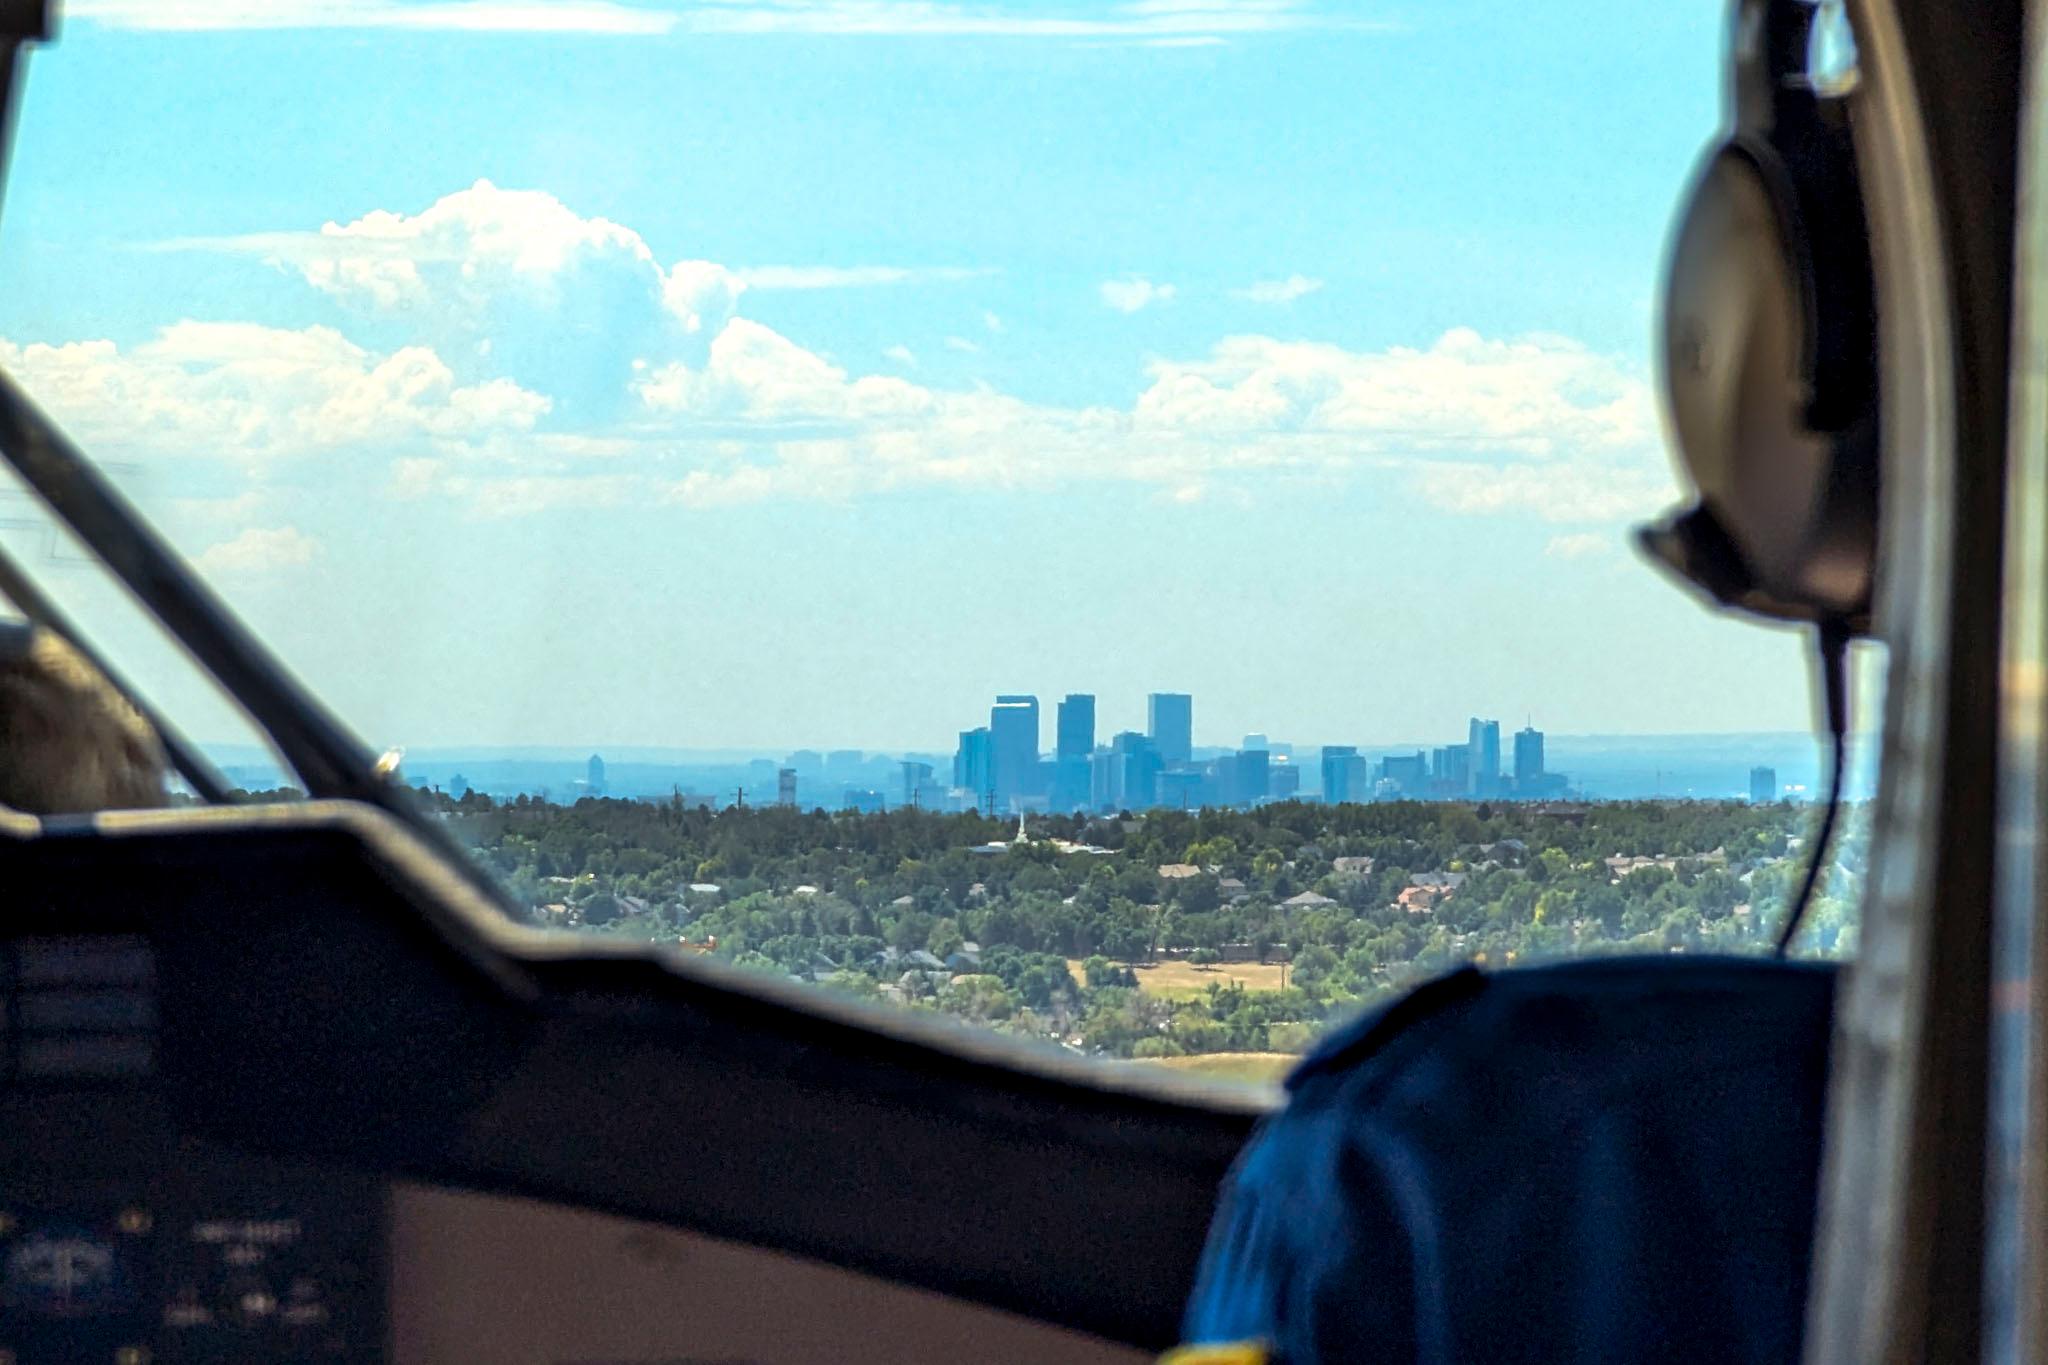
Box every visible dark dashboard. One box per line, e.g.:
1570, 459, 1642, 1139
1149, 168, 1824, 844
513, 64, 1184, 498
0, 801, 1261, 1362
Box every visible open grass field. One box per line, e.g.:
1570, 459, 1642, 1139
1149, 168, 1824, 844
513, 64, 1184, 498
1067, 957, 1290, 998
1140, 1052, 1298, 1086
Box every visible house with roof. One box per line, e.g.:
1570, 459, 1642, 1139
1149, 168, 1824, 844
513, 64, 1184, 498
1398, 885, 1443, 915
1605, 855, 1679, 882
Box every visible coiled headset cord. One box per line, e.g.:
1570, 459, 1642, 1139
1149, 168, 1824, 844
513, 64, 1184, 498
1776, 615, 1853, 956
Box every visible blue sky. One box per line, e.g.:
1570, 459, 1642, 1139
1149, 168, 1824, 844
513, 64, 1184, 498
0, 0, 1856, 755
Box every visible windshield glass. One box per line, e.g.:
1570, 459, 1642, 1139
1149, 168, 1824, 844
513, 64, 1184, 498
0, 0, 1880, 1088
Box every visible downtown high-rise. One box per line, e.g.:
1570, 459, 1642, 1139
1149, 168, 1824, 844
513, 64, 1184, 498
1148, 692, 1193, 769
990, 695, 1040, 808
1054, 694, 1096, 812
1467, 718, 1502, 798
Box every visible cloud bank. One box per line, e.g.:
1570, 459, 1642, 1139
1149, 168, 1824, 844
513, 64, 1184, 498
15, 182, 1669, 528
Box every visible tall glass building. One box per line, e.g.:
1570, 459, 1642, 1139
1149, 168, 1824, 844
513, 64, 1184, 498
1148, 692, 1193, 769
1057, 694, 1095, 759
990, 695, 1040, 806
1467, 718, 1502, 797
1514, 725, 1546, 785
953, 727, 993, 809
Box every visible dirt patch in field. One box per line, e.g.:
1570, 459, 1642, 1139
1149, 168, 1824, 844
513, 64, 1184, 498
1067, 957, 1290, 996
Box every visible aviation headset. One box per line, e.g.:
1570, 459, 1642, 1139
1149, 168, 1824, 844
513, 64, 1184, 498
1638, 0, 1876, 950
1640, 0, 1878, 635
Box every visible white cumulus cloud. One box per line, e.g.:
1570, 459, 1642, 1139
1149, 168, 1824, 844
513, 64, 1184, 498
0, 323, 549, 463
18, 185, 1671, 531
158, 184, 982, 342
634, 318, 932, 422
663, 260, 748, 334
166, 180, 660, 313
611, 317, 1667, 519
1100, 276, 1178, 313
194, 525, 321, 574
1232, 274, 1324, 304
1134, 327, 1654, 453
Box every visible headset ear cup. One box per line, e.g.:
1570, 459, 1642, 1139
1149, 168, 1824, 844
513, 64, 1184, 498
1659, 146, 1834, 600
1638, 0, 1879, 631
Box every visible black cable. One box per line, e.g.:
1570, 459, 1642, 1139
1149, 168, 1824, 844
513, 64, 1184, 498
1777, 615, 1853, 955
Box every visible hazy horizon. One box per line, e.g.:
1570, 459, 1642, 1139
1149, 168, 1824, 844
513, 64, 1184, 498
200, 726, 1875, 765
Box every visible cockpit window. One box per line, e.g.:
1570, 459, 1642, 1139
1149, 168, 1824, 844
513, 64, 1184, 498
0, 1, 1880, 1083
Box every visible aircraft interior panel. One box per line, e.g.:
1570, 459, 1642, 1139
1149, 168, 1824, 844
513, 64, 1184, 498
0, 804, 1259, 1360
389, 1185, 1148, 1365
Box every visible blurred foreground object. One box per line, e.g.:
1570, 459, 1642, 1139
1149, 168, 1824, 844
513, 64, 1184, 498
0, 617, 166, 813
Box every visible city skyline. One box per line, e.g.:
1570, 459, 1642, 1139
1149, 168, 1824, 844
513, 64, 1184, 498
933, 688, 1574, 816
200, 723, 1874, 809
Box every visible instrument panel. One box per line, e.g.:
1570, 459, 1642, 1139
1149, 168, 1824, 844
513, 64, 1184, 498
0, 804, 1258, 1358
0, 930, 382, 1363
0, 1155, 382, 1364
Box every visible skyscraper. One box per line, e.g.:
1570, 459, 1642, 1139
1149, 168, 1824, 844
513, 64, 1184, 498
1467, 719, 1501, 797
1149, 692, 1193, 768
902, 760, 935, 808
1321, 745, 1359, 804
1235, 747, 1271, 805
586, 753, 607, 797
1380, 751, 1429, 795
990, 695, 1040, 807
1269, 759, 1300, 799
1108, 731, 1163, 811
1514, 725, 1545, 786
1750, 765, 1778, 804
954, 727, 993, 810
1051, 756, 1091, 812
1157, 768, 1204, 810
777, 767, 797, 808
1057, 694, 1096, 760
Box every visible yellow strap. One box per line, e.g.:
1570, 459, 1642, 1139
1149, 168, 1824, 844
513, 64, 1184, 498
1157, 1342, 1270, 1365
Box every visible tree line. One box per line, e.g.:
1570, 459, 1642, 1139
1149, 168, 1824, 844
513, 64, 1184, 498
389, 788, 1864, 1061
